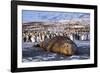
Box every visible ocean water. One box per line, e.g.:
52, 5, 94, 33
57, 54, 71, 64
22, 40, 90, 62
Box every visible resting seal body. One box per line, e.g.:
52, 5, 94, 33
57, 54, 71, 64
39, 36, 78, 56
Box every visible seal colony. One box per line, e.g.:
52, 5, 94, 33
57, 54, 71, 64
39, 36, 78, 56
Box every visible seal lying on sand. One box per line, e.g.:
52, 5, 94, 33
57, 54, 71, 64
39, 36, 78, 56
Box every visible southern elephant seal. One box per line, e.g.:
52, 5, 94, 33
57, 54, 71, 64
39, 36, 78, 56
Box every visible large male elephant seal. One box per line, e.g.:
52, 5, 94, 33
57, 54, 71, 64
39, 36, 78, 56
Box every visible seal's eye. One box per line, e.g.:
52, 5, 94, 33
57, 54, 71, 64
67, 45, 69, 47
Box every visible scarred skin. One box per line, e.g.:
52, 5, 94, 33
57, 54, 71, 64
39, 36, 78, 56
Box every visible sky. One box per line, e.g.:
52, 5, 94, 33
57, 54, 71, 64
22, 10, 90, 23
